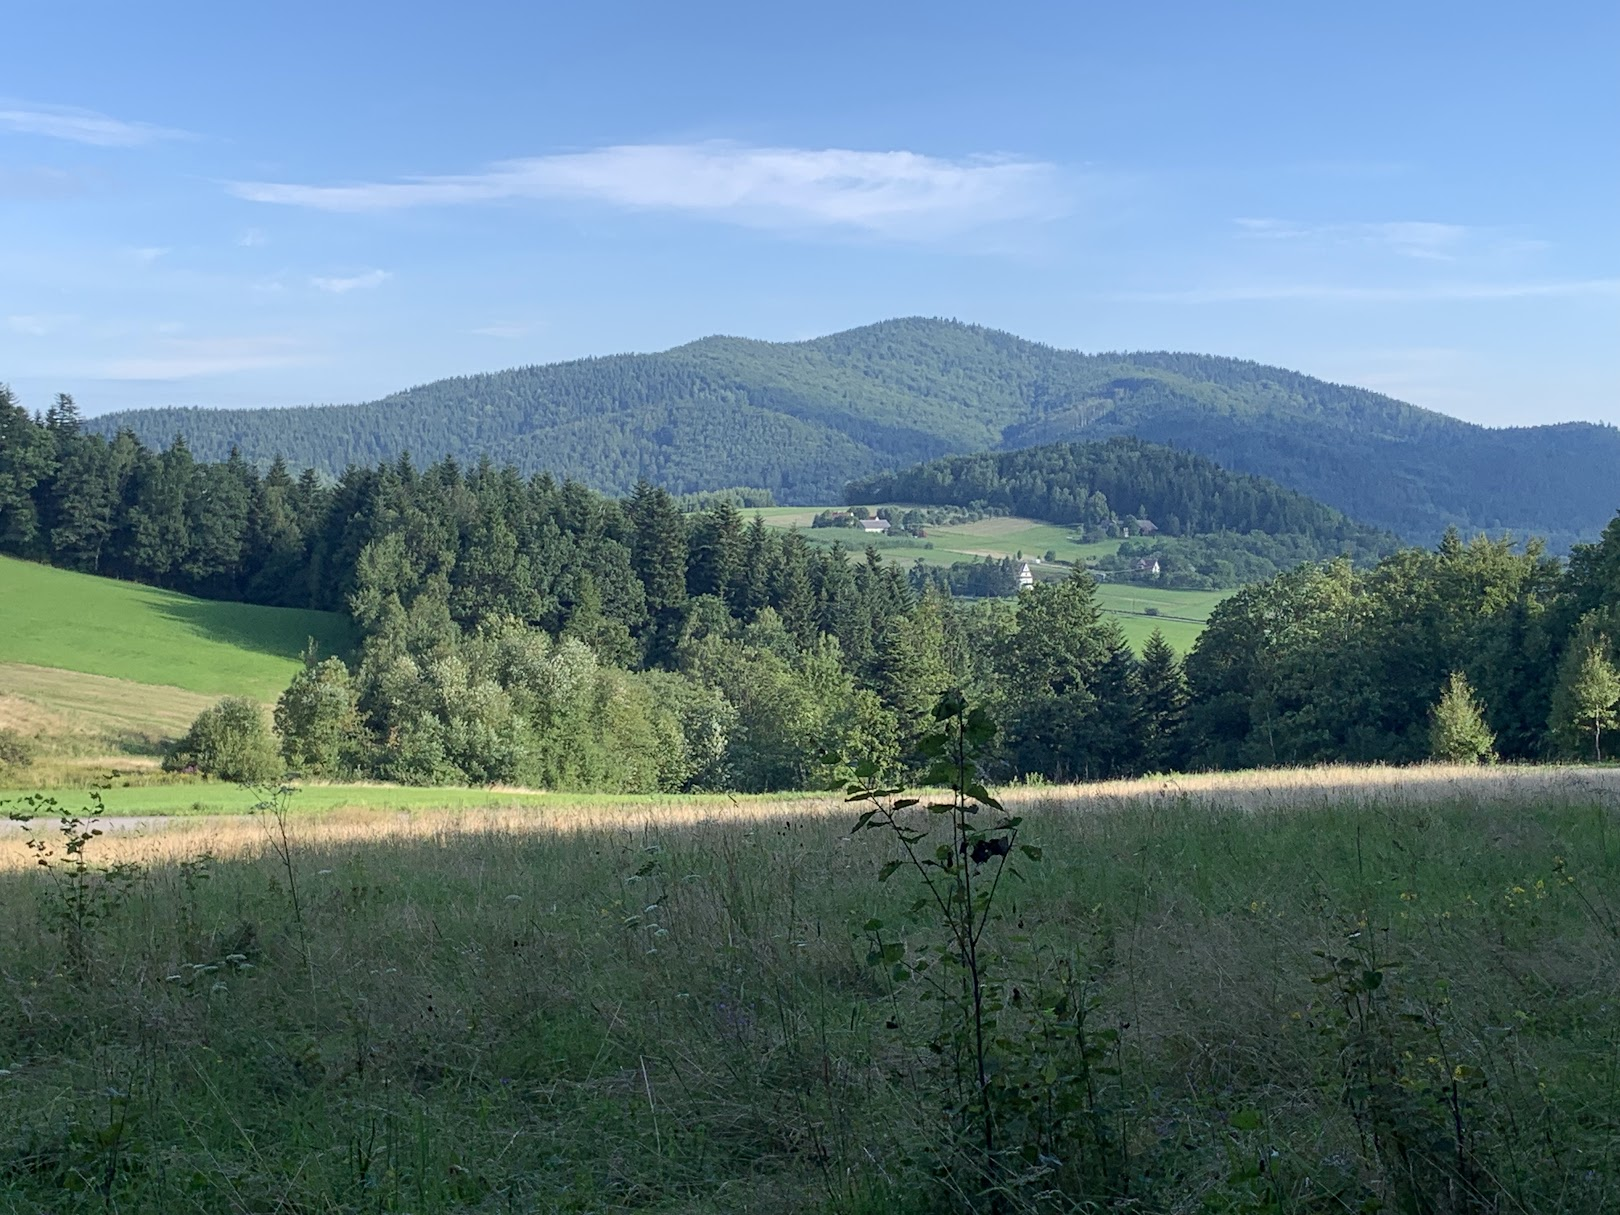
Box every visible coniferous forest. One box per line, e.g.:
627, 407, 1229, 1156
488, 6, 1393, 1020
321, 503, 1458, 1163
85, 317, 1620, 549
848, 436, 1398, 586
7, 387, 1620, 793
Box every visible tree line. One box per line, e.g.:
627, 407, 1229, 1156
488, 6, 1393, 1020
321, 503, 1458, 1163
849, 438, 1394, 550
847, 437, 1398, 587
1185, 525, 1620, 767
5, 389, 1620, 791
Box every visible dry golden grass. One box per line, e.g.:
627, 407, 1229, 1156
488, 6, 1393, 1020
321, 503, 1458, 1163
0, 661, 217, 756
9, 761, 1614, 874
1009, 760, 1620, 813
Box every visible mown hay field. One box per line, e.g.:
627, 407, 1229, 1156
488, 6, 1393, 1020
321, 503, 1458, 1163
1, 765, 1617, 1212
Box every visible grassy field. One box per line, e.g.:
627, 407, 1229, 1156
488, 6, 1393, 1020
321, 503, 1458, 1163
0, 767, 1616, 1211
0, 780, 814, 818
0, 555, 356, 765
756, 506, 1119, 570
0, 664, 215, 761
757, 506, 1230, 650
0, 554, 355, 702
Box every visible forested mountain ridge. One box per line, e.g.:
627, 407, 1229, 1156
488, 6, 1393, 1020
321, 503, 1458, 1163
848, 437, 1392, 551
849, 437, 1399, 588
84, 317, 1620, 546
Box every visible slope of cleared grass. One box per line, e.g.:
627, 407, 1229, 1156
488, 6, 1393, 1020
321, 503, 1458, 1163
0, 769, 1615, 1211
756, 506, 1229, 650
0, 663, 215, 764
0, 555, 355, 702
757, 505, 1117, 569
0, 556, 357, 766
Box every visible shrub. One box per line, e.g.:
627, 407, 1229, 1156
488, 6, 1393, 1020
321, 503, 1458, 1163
165, 698, 282, 783
0, 728, 37, 772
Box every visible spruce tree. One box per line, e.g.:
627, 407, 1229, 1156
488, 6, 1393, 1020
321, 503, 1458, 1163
1428, 670, 1495, 763
1138, 628, 1189, 772
771, 531, 817, 649
43, 392, 82, 438
120, 439, 194, 582
688, 499, 742, 602
45, 434, 119, 570
0, 388, 55, 554
626, 480, 689, 665
996, 569, 1118, 781
871, 595, 951, 760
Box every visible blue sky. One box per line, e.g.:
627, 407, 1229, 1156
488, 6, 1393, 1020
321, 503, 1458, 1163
2, 0, 1615, 425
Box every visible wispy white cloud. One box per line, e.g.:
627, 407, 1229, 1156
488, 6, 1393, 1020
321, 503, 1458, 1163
237, 227, 268, 247
0, 102, 189, 147
310, 269, 391, 294
1235, 218, 1477, 260
229, 141, 1066, 238
103, 336, 308, 380
126, 246, 170, 265
471, 321, 544, 338
1124, 279, 1620, 304
0, 166, 89, 199
6, 314, 64, 336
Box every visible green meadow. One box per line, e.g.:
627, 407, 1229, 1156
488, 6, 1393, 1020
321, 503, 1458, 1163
0, 555, 355, 766
0, 554, 355, 701
756, 506, 1229, 650
0, 779, 810, 817
755, 506, 1117, 569
0, 778, 1614, 1212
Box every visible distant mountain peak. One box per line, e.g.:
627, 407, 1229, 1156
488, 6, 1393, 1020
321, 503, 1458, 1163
84, 318, 1620, 548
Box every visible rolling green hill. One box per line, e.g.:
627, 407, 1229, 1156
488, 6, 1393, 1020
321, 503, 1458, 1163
88, 317, 1620, 547
0, 555, 355, 699
0, 554, 354, 757
848, 437, 1395, 562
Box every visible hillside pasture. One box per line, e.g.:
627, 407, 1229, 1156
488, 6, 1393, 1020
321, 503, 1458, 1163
762, 506, 1120, 569
0, 555, 355, 701
0, 664, 214, 766
0, 554, 355, 763
756, 505, 1229, 649
0, 764, 1616, 1211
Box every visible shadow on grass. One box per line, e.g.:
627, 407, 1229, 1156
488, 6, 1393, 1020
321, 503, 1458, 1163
103, 729, 171, 758
149, 597, 357, 665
